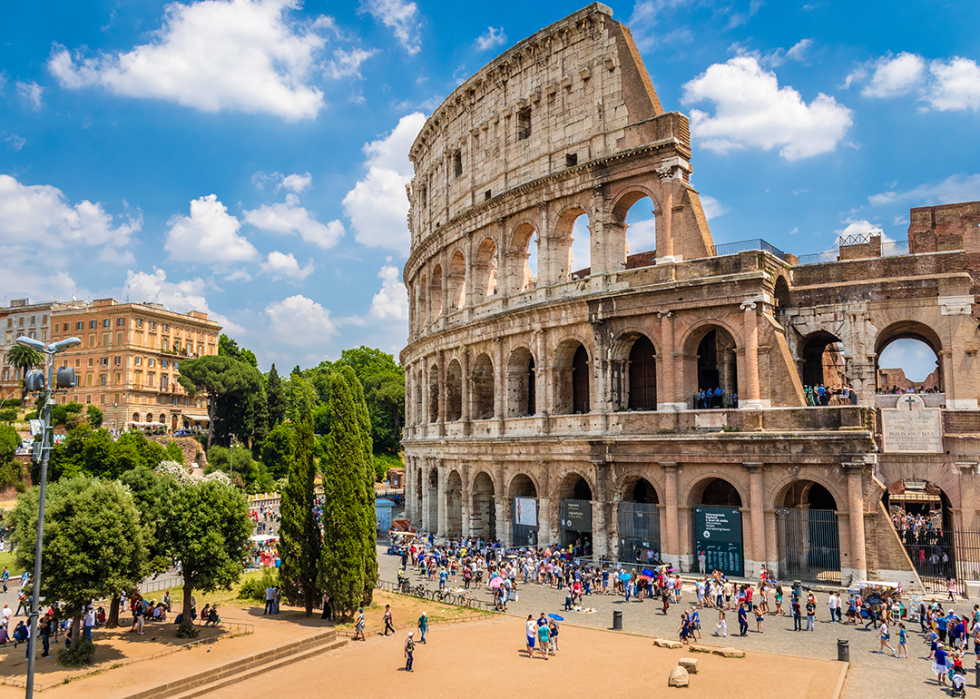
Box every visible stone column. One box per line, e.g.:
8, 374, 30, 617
494, 462, 510, 546
535, 329, 549, 420
661, 461, 680, 569
740, 298, 765, 409
464, 232, 474, 316
538, 497, 551, 546
436, 462, 447, 540
460, 347, 471, 433
440, 255, 450, 319
493, 337, 505, 424
744, 462, 766, 579
404, 459, 414, 523
537, 202, 551, 289
655, 187, 676, 264
495, 218, 509, 300
658, 310, 685, 411
592, 500, 608, 558
420, 463, 430, 534
460, 464, 471, 538
437, 351, 447, 424
844, 461, 868, 581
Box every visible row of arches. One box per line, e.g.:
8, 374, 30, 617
410, 194, 659, 333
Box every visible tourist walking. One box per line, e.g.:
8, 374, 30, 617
353, 609, 366, 641
525, 615, 537, 658
878, 619, 896, 655
404, 631, 415, 672
417, 611, 428, 644
738, 603, 749, 636
536, 619, 551, 660
898, 622, 909, 658
383, 604, 395, 636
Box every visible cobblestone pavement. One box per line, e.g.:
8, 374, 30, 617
377, 548, 973, 699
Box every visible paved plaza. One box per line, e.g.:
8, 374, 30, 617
378, 548, 969, 699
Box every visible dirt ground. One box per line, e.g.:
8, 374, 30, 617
198, 618, 846, 699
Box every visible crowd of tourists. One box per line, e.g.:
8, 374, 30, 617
802, 384, 858, 406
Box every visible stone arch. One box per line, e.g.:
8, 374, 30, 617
473, 237, 499, 300
875, 320, 943, 392
619, 472, 663, 504
610, 329, 659, 410
445, 469, 463, 536
773, 275, 791, 310
617, 471, 662, 562
798, 330, 847, 392
508, 222, 539, 293
430, 264, 443, 317
506, 346, 536, 417
413, 371, 422, 425
767, 472, 845, 512
610, 186, 661, 270
552, 205, 591, 281
425, 465, 439, 532
681, 321, 741, 408
554, 338, 591, 414
686, 474, 747, 508
556, 469, 596, 501
428, 362, 439, 422
507, 470, 540, 498
418, 274, 428, 326
446, 358, 462, 421
774, 477, 843, 583
471, 353, 495, 419
447, 250, 466, 311
470, 469, 496, 540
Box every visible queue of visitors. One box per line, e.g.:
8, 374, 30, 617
803, 384, 858, 406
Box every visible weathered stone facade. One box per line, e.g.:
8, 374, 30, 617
400, 4, 980, 586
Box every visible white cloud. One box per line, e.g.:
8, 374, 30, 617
5, 135, 26, 151
124, 268, 243, 334
251, 170, 313, 193
266, 294, 337, 345
165, 194, 259, 263
785, 39, 812, 62
626, 219, 657, 252
927, 57, 980, 111
700, 195, 730, 220
48, 0, 331, 121
0, 174, 140, 251
325, 47, 377, 79
368, 265, 408, 320
342, 111, 425, 254
681, 56, 853, 160
244, 193, 344, 249
834, 219, 884, 241
16, 81, 43, 110
628, 0, 691, 51
869, 173, 980, 207
281, 172, 312, 193
474, 27, 507, 52
261, 250, 314, 280
359, 0, 421, 55
861, 52, 925, 97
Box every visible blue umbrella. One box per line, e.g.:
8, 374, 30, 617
642, 568, 654, 577
548, 614, 564, 621
619, 572, 631, 581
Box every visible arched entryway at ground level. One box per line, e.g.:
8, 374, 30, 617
883, 478, 958, 592
445, 470, 463, 536
618, 475, 661, 564
690, 477, 744, 577
557, 472, 594, 555
775, 480, 842, 583
471, 471, 496, 542
509, 473, 539, 547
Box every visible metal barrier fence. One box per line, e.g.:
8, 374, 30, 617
375, 578, 499, 612
897, 529, 980, 595
707, 239, 786, 259
776, 509, 841, 584
618, 502, 661, 563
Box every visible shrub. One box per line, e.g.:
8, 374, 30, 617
0, 408, 18, 424
176, 621, 199, 639
57, 639, 96, 667
238, 568, 279, 602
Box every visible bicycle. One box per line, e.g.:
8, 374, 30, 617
413, 584, 427, 598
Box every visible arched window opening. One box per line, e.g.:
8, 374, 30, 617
799, 331, 849, 403
418, 274, 428, 327
570, 214, 591, 279
428, 364, 439, 423
695, 328, 737, 409
413, 379, 422, 425
472, 353, 495, 419
877, 336, 942, 395
446, 359, 462, 421
507, 347, 536, 417
628, 335, 657, 411
556, 341, 590, 415
773, 276, 791, 310
473, 238, 498, 300
429, 265, 443, 318
447, 251, 466, 311
573, 345, 590, 414
699, 478, 742, 507
508, 224, 538, 293
616, 194, 657, 271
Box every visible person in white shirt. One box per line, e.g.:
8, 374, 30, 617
828, 593, 840, 622
1, 603, 11, 628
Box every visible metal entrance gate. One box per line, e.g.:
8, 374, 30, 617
776, 509, 841, 583
618, 502, 660, 563
898, 529, 980, 595
560, 499, 592, 555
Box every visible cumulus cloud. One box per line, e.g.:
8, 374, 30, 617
474, 27, 507, 52
281, 172, 313, 193
0, 174, 140, 251
124, 268, 243, 333
681, 56, 853, 160
627, 0, 691, 51
261, 250, 314, 280
48, 0, 332, 121
251, 170, 312, 192
16, 81, 43, 110
266, 294, 337, 345
165, 194, 259, 263
342, 111, 425, 254
699, 195, 730, 220
244, 193, 344, 249
359, 0, 421, 55
324, 47, 377, 79
834, 219, 886, 242
869, 173, 980, 207
368, 264, 409, 320
848, 53, 980, 112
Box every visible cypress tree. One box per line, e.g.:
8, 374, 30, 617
340, 366, 378, 605
267, 364, 287, 427
321, 371, 366, 618
276, 400, 320, 615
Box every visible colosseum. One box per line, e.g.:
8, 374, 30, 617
400, 3, 980, 589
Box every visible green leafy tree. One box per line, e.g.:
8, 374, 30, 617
0, 407, 19, 424
156, 478, 251, 636
260, 423, 294, 481
178, 355, 263, 449
86, 404, 103, 428
164, 440, 185, 464
10, 476, 148, 649
7, 344, 43, 401
266, 364, 287, 427
277, 398, 320, 615
321, 370, 371, 618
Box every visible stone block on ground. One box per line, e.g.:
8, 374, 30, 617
712, 647, 745, 658
688, 645, 711, 653
668, 665, 690, 687
678, 657, 698, 673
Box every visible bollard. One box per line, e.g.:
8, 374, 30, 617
837, 639, 849, 663
794, 580, 803, 601
975, 659, 980, 688
613, 610, 623, 630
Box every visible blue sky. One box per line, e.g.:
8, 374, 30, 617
1, 0, 978, 375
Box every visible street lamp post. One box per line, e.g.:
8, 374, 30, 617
17, 336, 80, 699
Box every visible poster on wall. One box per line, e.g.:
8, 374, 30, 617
694, 506, 743, 577
562, 500, 592, 532
514, 497, 538, 527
